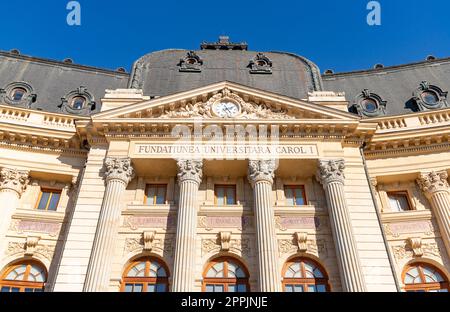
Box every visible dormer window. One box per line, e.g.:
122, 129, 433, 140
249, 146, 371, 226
413, 81, 448, 111
249, 53, 272, 74
60, 86, 95, 115
71, 96, 86, 110
11, 88, 26, 101
0, 82, 36, 108
179, 51, 203, 72
352, 89, 386, 117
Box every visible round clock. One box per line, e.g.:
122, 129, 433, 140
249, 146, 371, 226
212, 101, 240, 118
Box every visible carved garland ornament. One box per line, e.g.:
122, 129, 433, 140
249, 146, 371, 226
6, 241, 55, 260
201, 237, 251, 256
124, 236, 174, 256
392, 241, 443, 261
159, 88, 294, 120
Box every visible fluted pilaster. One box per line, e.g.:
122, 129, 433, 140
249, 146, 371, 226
317, 159, 366, 292
84, 157, 134, 292
248, 159, 281, 292
417, 171, 450, 259
172, 159, 203, 292
0, 168, 29, 255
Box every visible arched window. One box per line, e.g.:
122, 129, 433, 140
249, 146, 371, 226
282, 258, 329, 292
120, 257, 169, 292
403, 263, 449, 292
0, 261, 47, 292
203, 257, 249, 292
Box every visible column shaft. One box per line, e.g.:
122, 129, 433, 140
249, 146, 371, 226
324, 182, 366, 292
253, 180, 281, 292
84, 179, 127, 291
83, 157, 134, 292
430, 192, 450, 258
172, 180, 200, 291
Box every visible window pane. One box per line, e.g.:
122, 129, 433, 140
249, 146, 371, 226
214, 285, 224, 292
316, 284, 327, 292
147, 284, 155, 292
226, 187, 235, 205
388, 193, 410, 212
295, 188, 305, 205
285, 188, 294, 206
124, 284, 133, 292
205, 285, 215, 292
146, 187, 156, 205
11, 288, 20, 292
156, 187, 166, 204
48, 193, 60, 211
308, 285, 317, 292
237, 284, 247, 292
37, 192, 50, 210
216, 187, 225, 205
228, 285, 236, 292
293, 285, 304, 292
285, 285, 293, 292
1, 287, 11, 292
155, 284, 166, 292
133, 284, 143, 292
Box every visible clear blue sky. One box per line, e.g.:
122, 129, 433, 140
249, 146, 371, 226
2, 0, 449, 73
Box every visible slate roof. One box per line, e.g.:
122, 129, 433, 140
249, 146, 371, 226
322, 57, 450, 116
0, 51, 130, 115
128, 49, 323, 100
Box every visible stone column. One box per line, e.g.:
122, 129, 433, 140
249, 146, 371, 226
248, 159, 281, 292
83, 157, 134, 292
317, 159, 366, 292
172, 159, 203, 292
0, 168, 29, 255
417, 171, 450, 259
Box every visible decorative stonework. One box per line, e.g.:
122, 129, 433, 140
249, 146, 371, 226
104, 157, 135, 184
392, 241, 444, 261
6, 241, 55, 260
317, 159, 345, 185
123, 215, 176, 230
407, 237, 423, 257
198, 216, 252, 231
25, 236, 40, 256
124, 236, 175, 256
384, 221, 435, 238
417, 171, 449, 195
248, 159, 277, 185
177, 159, 203, 184
201, 237, 251, 256
143, 231, 156, 251
278, 237, 327, 257
248, 53, 273, 74
219, 232, 231, 251
159, 88, 294, 120
274, 216, 321, 231
179, 51, 203, 72
9, 219, 62, 237
0, 168, 29, 195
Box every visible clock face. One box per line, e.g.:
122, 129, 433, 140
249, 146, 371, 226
212, 102, 240, 118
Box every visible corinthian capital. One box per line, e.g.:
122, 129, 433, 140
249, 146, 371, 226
417, 171, 449, 195
0, 168, 29, 195
104, 157, 135, 184
248, 159, 277, 186
317, 159, 346, 186
177, 159, 203, 184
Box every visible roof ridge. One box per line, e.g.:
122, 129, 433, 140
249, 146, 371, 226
0, 50, 130, 76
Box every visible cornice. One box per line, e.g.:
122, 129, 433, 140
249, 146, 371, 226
380, 210, 433, 223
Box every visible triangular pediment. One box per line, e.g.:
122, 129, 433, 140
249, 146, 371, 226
93, 81, 359, 122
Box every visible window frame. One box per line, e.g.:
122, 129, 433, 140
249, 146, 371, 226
202, 257, 250, 292
214, 185, 237, 206
0, 261, 47, 292
11, 87, 27, 102
120, 258, 170, 292
144, 184, 167, 205
71, 96, 86, 110
386, 190, 413, 212
35, 188, 62, 211
284, 185, 307, 206
402, 263, 450, 292
282, 258, 330, 292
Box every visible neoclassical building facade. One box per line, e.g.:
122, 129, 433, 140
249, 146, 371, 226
0, 38, 449, 292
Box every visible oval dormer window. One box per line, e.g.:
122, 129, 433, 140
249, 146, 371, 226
361, 98, 378, 113
11, 88, 26, 102
72, 96, 86, 110
421, 91, 439, 105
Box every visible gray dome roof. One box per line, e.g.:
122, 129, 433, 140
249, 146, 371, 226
128, 49, 323, 100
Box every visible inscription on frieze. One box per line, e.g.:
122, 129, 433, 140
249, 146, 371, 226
198, 216, 252, 231
123, 216, 176, 230
385, 221, 434, 237
275, 216, 321, 231
10, 220, 61, 237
